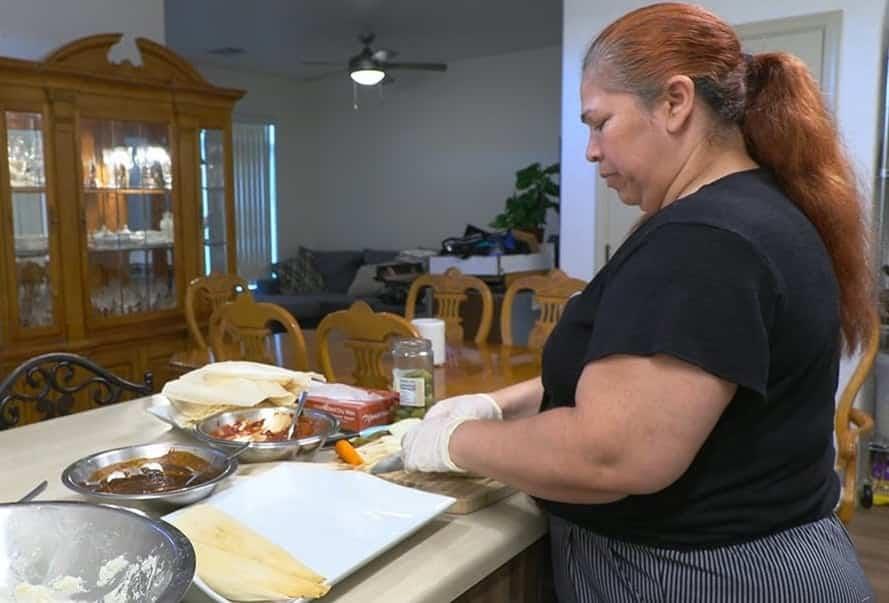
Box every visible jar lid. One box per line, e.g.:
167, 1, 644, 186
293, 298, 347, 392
391, 337, 432, 354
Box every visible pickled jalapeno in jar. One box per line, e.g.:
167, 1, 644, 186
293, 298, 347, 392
392, 337, 435, 419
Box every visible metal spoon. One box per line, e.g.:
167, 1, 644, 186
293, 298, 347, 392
286, 391, 309, 440
182, 442, 250, 488
17, 480, 48, 503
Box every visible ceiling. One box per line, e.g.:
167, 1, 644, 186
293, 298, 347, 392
164, 0, 562, 81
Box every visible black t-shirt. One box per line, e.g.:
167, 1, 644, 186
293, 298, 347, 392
538, 168, 841, 549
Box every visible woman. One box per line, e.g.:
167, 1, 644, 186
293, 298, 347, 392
401, 3, 875, 601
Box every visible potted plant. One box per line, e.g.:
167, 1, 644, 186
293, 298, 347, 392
490, 162, 560, 242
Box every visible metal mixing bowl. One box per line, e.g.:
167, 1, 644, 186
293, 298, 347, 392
61, 442, 238, 512
0, 501, 194, 602
195, 407, 340, 462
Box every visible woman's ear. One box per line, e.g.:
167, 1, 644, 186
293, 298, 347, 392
662, 75, 695, 134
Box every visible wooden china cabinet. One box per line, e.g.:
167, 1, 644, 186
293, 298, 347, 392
0, 34, 243, 417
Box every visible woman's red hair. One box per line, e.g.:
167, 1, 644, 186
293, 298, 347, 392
585, 3, 874, 354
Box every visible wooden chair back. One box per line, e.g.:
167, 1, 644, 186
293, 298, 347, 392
835, 312, 879, 524
0, 353, 152, 429
184, 273, 249, 352
405, 267, 494, 344
317, 300, 420, 389
208, 293, 309, 370
500, 269, 586, 349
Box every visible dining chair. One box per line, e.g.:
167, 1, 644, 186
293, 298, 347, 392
500, 269, 587, 349
183, 273, 250, 360
835, 312, 879, 525
316, 300, 420, 389
405, 267, 494, 344
208, 292, 310, 370
0, 353, 152, 429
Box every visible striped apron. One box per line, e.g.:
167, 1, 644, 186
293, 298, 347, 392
549, 514, 874, 602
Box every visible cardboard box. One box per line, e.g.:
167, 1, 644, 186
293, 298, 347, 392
305, 389, 398, 432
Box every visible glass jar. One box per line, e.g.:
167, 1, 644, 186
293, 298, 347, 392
392, 337, 435, 420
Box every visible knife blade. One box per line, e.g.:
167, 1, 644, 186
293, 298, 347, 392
369, 452, 404, 475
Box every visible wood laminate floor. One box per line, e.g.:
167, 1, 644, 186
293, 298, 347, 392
848, 507, 889, 600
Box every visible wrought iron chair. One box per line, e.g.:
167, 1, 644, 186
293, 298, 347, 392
0, 353, 153, 430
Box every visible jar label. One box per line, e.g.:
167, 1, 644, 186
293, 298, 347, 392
395, 375, 426, 408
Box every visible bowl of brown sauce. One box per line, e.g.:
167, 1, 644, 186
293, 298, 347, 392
61, 443, 237, 511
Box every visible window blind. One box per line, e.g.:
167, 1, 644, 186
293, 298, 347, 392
232, 122, 275, 282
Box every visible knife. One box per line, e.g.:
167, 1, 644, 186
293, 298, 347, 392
325, 423, 396, 446
369, 452, 404, 475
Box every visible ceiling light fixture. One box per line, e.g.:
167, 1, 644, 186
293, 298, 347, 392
349, 56, 385, 86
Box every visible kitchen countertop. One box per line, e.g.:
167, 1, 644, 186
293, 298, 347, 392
0, 397, 548, 602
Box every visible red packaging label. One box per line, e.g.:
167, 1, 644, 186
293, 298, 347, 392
305, 388, 398, 432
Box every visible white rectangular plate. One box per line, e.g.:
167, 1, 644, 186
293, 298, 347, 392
164, 463, 455, 602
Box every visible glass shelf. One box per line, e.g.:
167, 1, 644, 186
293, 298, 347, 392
7, 110, 54, 330
84, 187, 171, 195
80, 117, 177, 320
200, 128, 228, 275
88, 241, 174, 252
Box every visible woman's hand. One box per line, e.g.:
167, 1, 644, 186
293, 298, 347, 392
425, 393, 502, 422
401, 415, 475, 473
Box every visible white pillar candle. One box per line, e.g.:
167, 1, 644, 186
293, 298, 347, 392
411, 318, 447, 366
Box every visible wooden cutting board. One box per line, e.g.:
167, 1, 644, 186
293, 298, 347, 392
378, 470, 514, 514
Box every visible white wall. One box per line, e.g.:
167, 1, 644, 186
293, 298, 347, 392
0, 0, 165, 60
560, 0, 887, 281
192, 64, 321, 262
305, 45, 561, 252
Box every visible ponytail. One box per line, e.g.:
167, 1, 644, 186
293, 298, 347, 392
742, 53, 875, 353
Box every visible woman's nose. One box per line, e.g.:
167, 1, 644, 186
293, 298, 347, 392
586, 138, 601, 163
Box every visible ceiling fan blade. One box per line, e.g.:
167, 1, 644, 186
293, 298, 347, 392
372, 48, 398, 62
384, 62, 447, 72
300, 60, 343, 66
303, 68, 348, 82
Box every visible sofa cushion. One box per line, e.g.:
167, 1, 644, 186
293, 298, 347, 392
306, 249, 364, 294
363, 248, 400, 265
253, 292, 323, 320
273, 248, 325, 294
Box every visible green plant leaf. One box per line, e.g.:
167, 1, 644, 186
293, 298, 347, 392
545, 181, 560, 196
543, 162, 560, 175
515, 163, 541, 190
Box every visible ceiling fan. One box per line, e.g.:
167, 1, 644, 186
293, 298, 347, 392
302, 33, 447, 86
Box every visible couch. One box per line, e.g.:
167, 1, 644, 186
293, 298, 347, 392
254, 247, 412, 328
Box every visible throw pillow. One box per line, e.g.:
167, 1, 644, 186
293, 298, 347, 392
273, 247, 325, 294
347, 263, 386, 298
305, 249, 364, 294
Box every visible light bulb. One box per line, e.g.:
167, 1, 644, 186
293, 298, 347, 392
350, 69, 385, 86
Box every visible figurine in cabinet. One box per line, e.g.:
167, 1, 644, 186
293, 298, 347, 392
150, 160, 165, 189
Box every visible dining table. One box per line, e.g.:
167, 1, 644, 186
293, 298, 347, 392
1, 337, 553, 603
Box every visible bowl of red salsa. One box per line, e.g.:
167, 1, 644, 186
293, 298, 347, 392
194, 407, 339, 462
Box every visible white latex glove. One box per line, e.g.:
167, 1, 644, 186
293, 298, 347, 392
424, 393, 502, 422
401, 415, 473, 473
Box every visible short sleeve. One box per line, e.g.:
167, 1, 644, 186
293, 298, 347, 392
586, 223, 780, 398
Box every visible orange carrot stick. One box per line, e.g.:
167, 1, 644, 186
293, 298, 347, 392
335, 440, 364, 466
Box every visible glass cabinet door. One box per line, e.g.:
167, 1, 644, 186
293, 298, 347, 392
200, 128, 228, 274
80, 118, 176, 320
6, 111, 55, 330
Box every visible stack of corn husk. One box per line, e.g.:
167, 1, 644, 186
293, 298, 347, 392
169, 505, 329, 601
